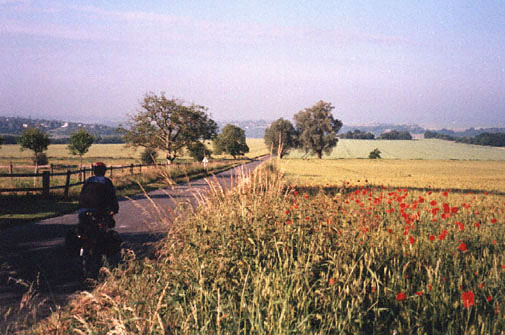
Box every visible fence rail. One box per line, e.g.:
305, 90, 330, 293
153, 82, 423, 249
0, 163, 149, 198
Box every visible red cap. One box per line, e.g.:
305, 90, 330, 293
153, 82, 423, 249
93, 162, 106, 167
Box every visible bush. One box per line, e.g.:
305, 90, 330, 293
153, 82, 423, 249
187, 141, 211, 162
140, 148, 158, 164
369, 148, 382, 159
34, 152, 48, 165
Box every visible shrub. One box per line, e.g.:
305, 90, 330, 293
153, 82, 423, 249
369, 148, 382, 159
140, 147, 158, 164
34, 152, 48, 165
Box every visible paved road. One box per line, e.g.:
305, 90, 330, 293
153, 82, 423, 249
0, 157, 268, 332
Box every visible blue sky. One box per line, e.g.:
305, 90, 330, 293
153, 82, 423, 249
1, 0, 504, 127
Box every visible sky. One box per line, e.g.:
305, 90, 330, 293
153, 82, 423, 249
0, 0, 504, 128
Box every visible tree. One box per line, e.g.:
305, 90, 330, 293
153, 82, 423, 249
0, 135, 3, 149
187, 141, 211, 162
18, 127, 50, 166
214, 124, 249, 159
378, 130, 412, 140
294, 101, 342, 159
68, 129, 95, 167
140, 147, 158, 164
264, 118, 298, 158
119, 92, 218, 163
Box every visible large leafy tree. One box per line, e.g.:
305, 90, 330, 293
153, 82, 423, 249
294, 101, 342, 159
119, 92, 218, 163
68, 129, 95, 167
214, 124, 249, 159
264, 118, 298, 158
18, 127, 51, 166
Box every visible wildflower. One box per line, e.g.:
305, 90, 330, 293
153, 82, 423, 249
285, 219, 293, 225
439, 230, 448, 240
458, 242, 467, 252
443, 191, 449, 197
409, 236, 416, 244
488, 296, 493, 302
429, 235, 435, 241
428, 284, 433, 291
474, 222, 481, 228
493, 240, 497, 245
388, 228, 393, 234
461, 290, 475, 309
285, 209, 290, 215
430, 200, 437, 206
396, 292, 406, 301
416, 291, 424, 296
491, 218, 498, 224
328, 278, 336, 286
478, 283, 484, 288
304, 194, 309, 199
371, 286, 376, 293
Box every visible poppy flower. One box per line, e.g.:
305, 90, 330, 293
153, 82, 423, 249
428, 284, 433, 291
429, 235, 435, 241
458, 242, 467, 252
488, 296, 493, 302
396, 292, 407, 301
439, 230, 448, 240
461, 290, 475, 309
430, 200, 437, 206
416, 291, 424, 296
328, 277, 336, 286
474, 222, 481, 228
409, 236, 416, 244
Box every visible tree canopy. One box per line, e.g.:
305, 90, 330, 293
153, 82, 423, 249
214, 124, 249, 158
18, 127, 50, 165
294, 101, 342, 159
264, 118, 298, 158
378, 130, 412, 140
68, 129, 95, 167
119, 92, 218, 163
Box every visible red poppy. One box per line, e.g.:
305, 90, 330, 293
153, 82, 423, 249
371, 286, 376, 293
409, 236, 416, 244
474, 222, 481, 228
501, 264, 505, 269
285, 209, 290, 215
443, 191, 449, 197
430, 200, 437, 206
304, 194, 309, 199
491, 218, 498, 224
328, 277, 336, 286
493, 240, 497, 245
396, 292, 407, 301
478, 283, 484, 288
388, 228, 393, 234
458, 242, 467, 252
439, 230, 448, 240
428, 284, 433, 291
429, 235, 435, 241
416, 291, 424, 296
488, 296, 493, 302
461, 290, 475, 309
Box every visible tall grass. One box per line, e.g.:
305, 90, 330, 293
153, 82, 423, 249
33, 162, 505, 334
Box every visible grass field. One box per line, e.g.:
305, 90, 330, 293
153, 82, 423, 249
0, 138, 268, 166
287, 139, 505, 160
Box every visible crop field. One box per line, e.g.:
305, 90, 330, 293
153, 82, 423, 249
279, 159, 505, 193
287, 139, 505, 160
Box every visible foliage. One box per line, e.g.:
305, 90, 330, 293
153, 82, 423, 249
140, 147, 158, 164
187, 141, 211, 162
424, 130, 455, 141
17, 127, 50, 166
0, 134, 3, 148
368, 148, 381, 159
294, 100, 343, 159
378, 130, 413, 140
68, 129, 95, 166
213, 124, 249, 158
34, 152, 49, 165
119, 92, 218, 163
34, 167, 505, 334
264, 118, 298, 158
340, 129, 375, 139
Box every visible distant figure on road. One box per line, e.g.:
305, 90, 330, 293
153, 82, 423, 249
202, 156, 209, 169
78, 162, 119, 224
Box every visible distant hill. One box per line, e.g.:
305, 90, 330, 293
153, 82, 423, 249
431, 127, 505, 137
217, 120, 270, 139
340, 124, 425, 136
0, 116, 119, 138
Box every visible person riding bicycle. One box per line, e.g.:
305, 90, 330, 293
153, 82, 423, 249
78, 162, 119, 227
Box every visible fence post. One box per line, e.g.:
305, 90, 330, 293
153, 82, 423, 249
130, 163, 134, 175
64, 170, 71, 199
110, 166, 113, 178
50, 164, 54, 174
42, 171, 50, 198
9, 162, 13, 175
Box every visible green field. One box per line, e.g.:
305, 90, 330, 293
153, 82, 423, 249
287, 139, 505, 160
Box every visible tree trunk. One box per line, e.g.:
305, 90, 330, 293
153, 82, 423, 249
317, 151, 322, 159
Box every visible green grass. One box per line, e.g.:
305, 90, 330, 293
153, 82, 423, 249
286, 139, 505, 160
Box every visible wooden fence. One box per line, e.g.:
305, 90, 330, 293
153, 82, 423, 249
0, 164, 148, 198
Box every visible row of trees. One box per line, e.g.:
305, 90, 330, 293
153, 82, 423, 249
264, 101, 343, 159
8, 92, 252, 167
425, 130, 505, 147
